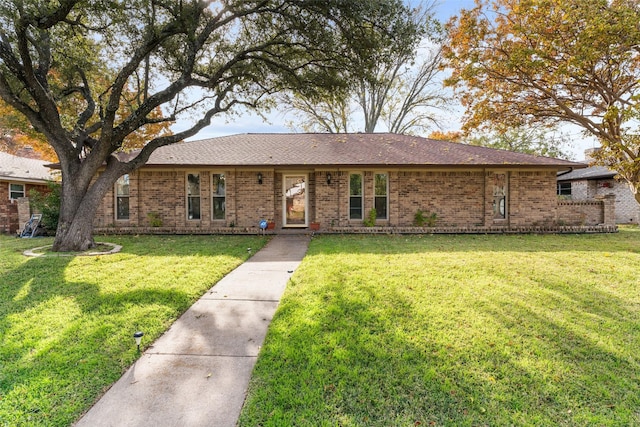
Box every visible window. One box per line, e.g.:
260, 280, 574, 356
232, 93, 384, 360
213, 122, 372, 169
492, 173, 508, 220
212, 173, 225, 220
115, 175, 129, 220
187, 173, 201, 220
349, 173, 363, 220
557, 182, 571, 196
374, 173, 388, 219
9, 183, 25, 200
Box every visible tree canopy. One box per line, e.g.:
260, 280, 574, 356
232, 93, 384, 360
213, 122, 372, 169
0, 98, 57, 160
467, 126, 575, 160
0, 0, 416, 250
445, 0, 640, 202
281, 2, 448, 134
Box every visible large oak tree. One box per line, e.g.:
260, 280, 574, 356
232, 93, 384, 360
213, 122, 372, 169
445, 0, 640, 203
0, 0, 415, 251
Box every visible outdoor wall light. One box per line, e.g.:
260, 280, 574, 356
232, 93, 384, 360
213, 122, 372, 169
133, 331, 144, 352
257, 172, 263, 184
326, 172, 332, 185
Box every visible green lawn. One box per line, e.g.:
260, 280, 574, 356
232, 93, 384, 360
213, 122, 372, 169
2, 231, 639, 426
0, 234, 268, 426
240, 229, 640, 426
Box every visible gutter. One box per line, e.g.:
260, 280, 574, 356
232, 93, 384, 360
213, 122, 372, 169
556, 167, 574, 178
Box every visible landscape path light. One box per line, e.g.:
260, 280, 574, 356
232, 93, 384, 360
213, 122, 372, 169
133, 331, 144, 352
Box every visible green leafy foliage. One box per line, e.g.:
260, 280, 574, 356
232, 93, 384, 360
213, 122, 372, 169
146, 212, 162, 227
445, 0, 640, 201
28, 181, 61, 232
467, 126, 575, 160
363, 208, 377, 227
282, 3, 448, 134
413, 209, 437, 227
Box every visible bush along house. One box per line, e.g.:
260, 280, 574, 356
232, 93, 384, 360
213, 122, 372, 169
93, 133, 616, 234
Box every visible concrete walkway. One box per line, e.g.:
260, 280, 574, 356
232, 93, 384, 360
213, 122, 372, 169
75, 235, 311, 427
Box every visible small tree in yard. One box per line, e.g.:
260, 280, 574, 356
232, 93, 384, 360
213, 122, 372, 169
0, 0, 418, 251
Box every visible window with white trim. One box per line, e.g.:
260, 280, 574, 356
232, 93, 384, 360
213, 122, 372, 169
9, 183, 25, 200
115, 175, 130, 220
187, 173, 201, 220
557, 182, 571, 196
212, 173, 225, 220
374, 173, 388, 219
349, 173, 363, 220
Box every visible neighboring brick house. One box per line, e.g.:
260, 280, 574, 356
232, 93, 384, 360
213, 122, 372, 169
0, 151, 55, 234
93, 133, 615, 234
557, 149, 639, 224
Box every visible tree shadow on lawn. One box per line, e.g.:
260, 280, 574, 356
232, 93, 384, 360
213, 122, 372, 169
482, 297, 640, 425
0, 248, 194, 426
94, 234, 269, 258
242, 265, 640, 426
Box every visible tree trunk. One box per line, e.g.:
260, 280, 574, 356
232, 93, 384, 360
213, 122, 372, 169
53, 213, 97, 252
51, 167, 115, 252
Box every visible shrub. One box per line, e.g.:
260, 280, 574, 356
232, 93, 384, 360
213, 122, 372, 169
147, 212, 163, 227
29, 181, 61, 232
363, 208, 377, 227
414, 209, 438, 227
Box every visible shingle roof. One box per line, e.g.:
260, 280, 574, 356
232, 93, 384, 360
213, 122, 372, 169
145, 133, 584, 169
557, 165, 616, 181
0, 151, 55, 182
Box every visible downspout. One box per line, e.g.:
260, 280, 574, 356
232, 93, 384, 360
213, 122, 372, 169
483, 168, 487, 226
135, 170, 140, 227
337, 169, 341, 227
233, 168, 238, 227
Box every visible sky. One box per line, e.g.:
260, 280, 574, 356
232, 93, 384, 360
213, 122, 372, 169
180, 0, 595, 161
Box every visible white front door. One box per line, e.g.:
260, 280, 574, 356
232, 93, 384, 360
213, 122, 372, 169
283, 174, 307, 227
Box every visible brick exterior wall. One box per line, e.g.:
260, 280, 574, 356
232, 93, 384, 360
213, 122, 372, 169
95, 167, 595, 232
570, 179, 639, 224
0, 198, 18, 234
395, 171, 485, 227
557, 200, 604, 226
96, 169, 278, 229
508, 170, 559, 226
0, 181, 49, 234
315, 170, 339, 227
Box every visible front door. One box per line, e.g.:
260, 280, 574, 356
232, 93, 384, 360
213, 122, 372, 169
283, 175, 307, 227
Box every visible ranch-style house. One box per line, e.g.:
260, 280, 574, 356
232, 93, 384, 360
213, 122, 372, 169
93, 133, 616, 234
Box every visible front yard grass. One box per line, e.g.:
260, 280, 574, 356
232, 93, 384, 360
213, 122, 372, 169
240, 228, 640, 426
0, 234, 267, 426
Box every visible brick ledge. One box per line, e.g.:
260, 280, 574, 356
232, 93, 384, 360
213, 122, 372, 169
329, 225, 618, 234
94, 225, 618, 235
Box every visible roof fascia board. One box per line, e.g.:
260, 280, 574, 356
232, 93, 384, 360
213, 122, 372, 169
138, 164, 576, 171
0, 176, 52, 184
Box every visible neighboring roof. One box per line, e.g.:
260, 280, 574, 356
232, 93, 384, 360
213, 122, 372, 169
0, 151, 55, 182
557, 165, 616, 181
145, 133, 584, 169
